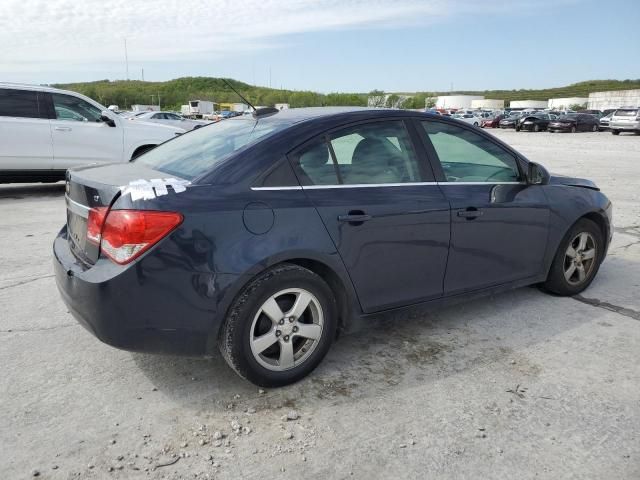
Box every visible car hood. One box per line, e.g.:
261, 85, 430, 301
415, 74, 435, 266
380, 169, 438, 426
124, 119, 186, 134
549, 174, 599, 191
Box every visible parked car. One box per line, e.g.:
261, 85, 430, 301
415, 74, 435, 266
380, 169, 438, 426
578, 109, 603, 119
516, 113, 553, 132
599, 112, 613, 131
130, 111, 210, 131
609, 108, 640, 135
54, 107, 612, 387
548, 113, 600, 133
499, 112, 523, 129
452, 113, 481, 126
0, 84, 186, 183
481, 114, 504, 128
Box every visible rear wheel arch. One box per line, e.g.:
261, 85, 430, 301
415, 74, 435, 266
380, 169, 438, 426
214, 257, 357, 345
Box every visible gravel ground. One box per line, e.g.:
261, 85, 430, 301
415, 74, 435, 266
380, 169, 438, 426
1, 129, 639, 479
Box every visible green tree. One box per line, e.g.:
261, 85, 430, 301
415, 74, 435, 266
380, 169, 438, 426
368, 90, 386, 107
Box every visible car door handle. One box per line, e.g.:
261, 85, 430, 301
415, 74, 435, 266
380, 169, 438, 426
457, 208, 483, 219
338, 211, 372, 223
54, 126, 72, 132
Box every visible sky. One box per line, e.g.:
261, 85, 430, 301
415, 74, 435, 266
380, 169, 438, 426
1, 0, 639, 93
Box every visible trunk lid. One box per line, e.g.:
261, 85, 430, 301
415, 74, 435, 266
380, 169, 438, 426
65, 162, 188, 265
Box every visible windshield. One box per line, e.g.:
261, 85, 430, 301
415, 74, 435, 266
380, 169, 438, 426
136, 117, 286, 180
560, 114, 577, 120
614, 109, 638, 117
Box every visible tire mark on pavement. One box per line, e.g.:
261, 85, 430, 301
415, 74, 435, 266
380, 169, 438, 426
573, 295, 640, 321
1, 323, 76, 333
0, 274, 55, 291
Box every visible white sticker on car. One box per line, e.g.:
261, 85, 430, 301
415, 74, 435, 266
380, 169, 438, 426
120, 178, 190, 200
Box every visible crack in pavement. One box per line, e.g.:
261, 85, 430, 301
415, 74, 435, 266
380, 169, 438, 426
1, 323, 77, 333
0, 274, 55, 291
573, 295, 640, 321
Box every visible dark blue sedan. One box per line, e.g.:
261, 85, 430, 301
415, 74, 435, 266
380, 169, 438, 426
54, 107, 613, 387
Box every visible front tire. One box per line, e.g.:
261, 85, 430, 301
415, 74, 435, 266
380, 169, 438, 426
219, 264, 337, 387
571, 126, 576, 133
543, 218, 604, 296
612, 130, 620, 135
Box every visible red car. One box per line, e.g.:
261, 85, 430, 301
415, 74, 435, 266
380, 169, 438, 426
481, 115, 504, 128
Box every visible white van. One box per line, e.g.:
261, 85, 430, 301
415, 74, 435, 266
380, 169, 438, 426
0, 83, 186, 183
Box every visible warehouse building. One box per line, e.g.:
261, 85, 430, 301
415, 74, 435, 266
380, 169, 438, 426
509, 100, 548, 109
548, 97, 589, 109
588, 89, 640, 110
471, 99, 504, 109
436, 95, 484, 110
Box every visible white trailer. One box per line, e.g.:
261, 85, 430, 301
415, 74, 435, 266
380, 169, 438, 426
184, 100, 215, 118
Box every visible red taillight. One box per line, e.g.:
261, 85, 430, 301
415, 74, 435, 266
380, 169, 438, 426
87, 207, 108, 245
99, 210, 183, 265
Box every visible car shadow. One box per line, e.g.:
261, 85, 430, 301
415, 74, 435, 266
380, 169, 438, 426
131, 282, 608, 411
0, 182, 65, 200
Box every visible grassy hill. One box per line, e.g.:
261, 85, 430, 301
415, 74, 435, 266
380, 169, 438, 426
52, 77, 640, 110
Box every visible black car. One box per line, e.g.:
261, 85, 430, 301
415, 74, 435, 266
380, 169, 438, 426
54, 107, 613, 387
499, 113, 522, 128
516, 113, 553, 132
548, 113, 600, 133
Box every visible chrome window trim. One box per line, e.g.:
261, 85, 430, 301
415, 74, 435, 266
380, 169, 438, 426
303, 182, 438, 189
65, 195, 90, 218
251, 186, 304, 191
251, 181, 524, 191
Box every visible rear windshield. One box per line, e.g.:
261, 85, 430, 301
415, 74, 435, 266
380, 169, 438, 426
614, 109, 638, 117
136, 118, 286, 180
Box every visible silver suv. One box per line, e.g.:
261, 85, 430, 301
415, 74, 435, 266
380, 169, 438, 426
610, 107, 640, 135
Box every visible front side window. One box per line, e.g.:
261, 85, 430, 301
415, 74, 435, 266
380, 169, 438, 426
0, 88, 41, 118
421, 121, 521, 183
51, 93, 102, 122
295, 121, 421, 186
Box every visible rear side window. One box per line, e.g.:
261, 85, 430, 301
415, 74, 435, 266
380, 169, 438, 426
0, 88, 42, 118
294, 120, 422, 186
421, 121, 521, 183
137, 117, 287, 180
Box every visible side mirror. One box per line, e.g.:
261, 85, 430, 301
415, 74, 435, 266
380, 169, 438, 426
100, 111, 116, 127
527, 162, 549, 185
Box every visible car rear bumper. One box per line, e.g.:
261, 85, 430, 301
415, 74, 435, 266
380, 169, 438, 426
610, 121, 640, 131
53, 226, 243, 356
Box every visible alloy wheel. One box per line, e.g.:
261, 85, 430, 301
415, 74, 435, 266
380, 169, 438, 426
249, 288, 324, 371
563, 232, 597, 286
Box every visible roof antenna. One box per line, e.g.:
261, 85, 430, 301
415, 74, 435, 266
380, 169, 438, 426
222, 78, 279, 118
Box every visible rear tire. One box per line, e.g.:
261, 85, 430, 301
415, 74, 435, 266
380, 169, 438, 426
542, 218, 604, 296
571, 126, 576, 133
219, 264, 337, 387
612, 130, 620, 135
534, 124, 540, 132
591, 124, 598, 132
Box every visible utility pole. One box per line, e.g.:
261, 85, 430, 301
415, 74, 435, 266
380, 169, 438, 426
157, 93, 161, 109
269, 67, 272, 88
124, 39, 129, 80
141, 67, 144, 81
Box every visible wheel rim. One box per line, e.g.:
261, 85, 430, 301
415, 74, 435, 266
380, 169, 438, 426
249, 288, 324, 371
563, 232, 597, 286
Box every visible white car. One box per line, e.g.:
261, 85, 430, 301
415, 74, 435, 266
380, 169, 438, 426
0, 83, 186, 183
452, 113, 482, 127
129, 111, 211, 131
